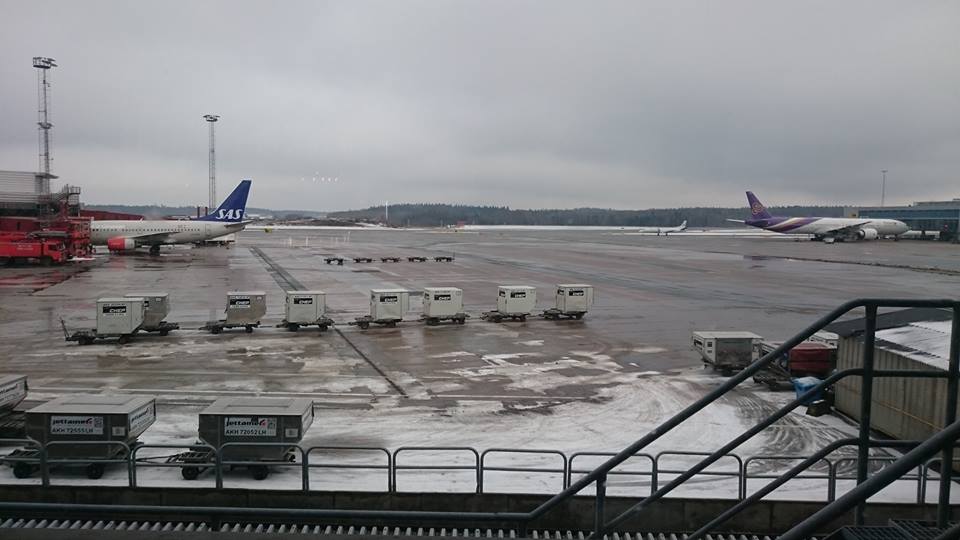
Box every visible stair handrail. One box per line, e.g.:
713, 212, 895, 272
587, 299, 958, 536
780, 417, 960, 540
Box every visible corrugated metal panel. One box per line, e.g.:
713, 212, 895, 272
0, 170, 47, 198
0, 518, 781, 538
835, 335, 959, 467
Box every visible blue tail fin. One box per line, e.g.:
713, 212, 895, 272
746, 191, 772, 220
195, 180, 251, 222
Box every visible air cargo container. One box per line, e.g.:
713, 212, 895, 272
544, 284, 594, 320
96, 297, 145, 336
759, 340, 835, 378
63, 297, 148, 345
482, 286, 537, 322
279, 290, 333, 331
202, 291, 266, 334
692, 331, 763, 375
421, 287, 467, 325
350, 289, 409, 329
9, 394, 156, 479
124, 292, 179, 335
0, 375, 28, 439
0, 375, 27, 414
498, 286, 536, 315
370, 289, 409, 320
176, 397, 314, 480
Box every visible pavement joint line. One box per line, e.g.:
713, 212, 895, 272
247, 245, 409, 398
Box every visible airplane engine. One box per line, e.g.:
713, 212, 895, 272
107, 237, 136, 251
857, 228, 879, 241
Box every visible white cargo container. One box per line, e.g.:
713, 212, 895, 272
285, 290, 326, 323
691, 331, 763, 374
497, 286, 536, 316
370, 289, 409, 321
421, 287, 467, 325
124, 292, 170, 330
224, 291, 267, 326
280, 290, 333, 331
0, 375, 27, 413
423, 287, 464, 318
555, 284, 593, 314
96, 297, 145, 336
809, 330, 840, 348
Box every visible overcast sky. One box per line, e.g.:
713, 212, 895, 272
1, 2, 958, 211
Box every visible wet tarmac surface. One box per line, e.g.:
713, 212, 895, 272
1, 230, 959, 480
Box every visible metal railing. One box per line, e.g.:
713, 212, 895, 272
0, 299, 955, 538
0, 440, 953, 503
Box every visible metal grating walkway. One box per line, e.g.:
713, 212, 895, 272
0, 519, 779, 539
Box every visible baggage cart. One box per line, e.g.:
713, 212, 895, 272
6, 394, 155, 479
173, 397, 313, 480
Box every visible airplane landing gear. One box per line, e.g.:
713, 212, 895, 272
149, 245, 161, 256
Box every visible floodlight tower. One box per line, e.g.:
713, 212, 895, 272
204, 114, 220, 209
33, 57, 57, 178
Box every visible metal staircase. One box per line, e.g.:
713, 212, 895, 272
0, 298, 957, 539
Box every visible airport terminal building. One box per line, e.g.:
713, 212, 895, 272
850, 199, 960, 241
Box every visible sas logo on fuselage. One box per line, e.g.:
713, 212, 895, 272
217, 209, 244, 220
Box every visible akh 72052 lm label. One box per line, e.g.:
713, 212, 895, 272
224, 416, 277, 437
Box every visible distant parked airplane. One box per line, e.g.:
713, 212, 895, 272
731, 191, 907, 243
90, 180, 252, 255
635, 220, 687, 235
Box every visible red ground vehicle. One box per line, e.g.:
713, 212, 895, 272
0, 211, 92, 265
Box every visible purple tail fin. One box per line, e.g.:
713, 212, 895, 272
746, 191, 772, 220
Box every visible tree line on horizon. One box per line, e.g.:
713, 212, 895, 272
328, 203, 847, 227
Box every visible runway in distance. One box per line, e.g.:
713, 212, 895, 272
90, 180, 252, 255
635, 220, 687, 235
732, 191, 908, 243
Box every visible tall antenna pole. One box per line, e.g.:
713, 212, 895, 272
33, 57, 57, 178
880, 169, 887, 207
385, 200, 389, 225
204, 114, 220, 208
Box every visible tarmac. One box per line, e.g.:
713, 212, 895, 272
0, 229, 958, 496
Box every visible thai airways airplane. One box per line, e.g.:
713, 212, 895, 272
734, 191, 907, 243
636, 220, 687, 235
90, 180, 252, 255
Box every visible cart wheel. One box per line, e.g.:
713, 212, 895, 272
358, 321, 370, 330
80, 337, 94, 346
181, 466, 200, 480
159, 329, 169, 336
250, 465, 269, 480
387, 321, 397, 328
118, 335, 130, 344
211, 326, 222, 334
245, 326, 254, 333
288, 324, 299, 332
519, 315, 527, 322
574, 313, 584, 320
456, 318, 465, 325
319, 325, 328, 332
12, 462, 32, 479
86, 463, 105, 479
427, 318, 438, 326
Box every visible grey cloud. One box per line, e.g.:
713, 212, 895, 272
1, 1, 957, 211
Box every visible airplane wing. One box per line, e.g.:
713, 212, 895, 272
726, 219, 745, 224
119, 232, 176, 243
820, 221, 872, 234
